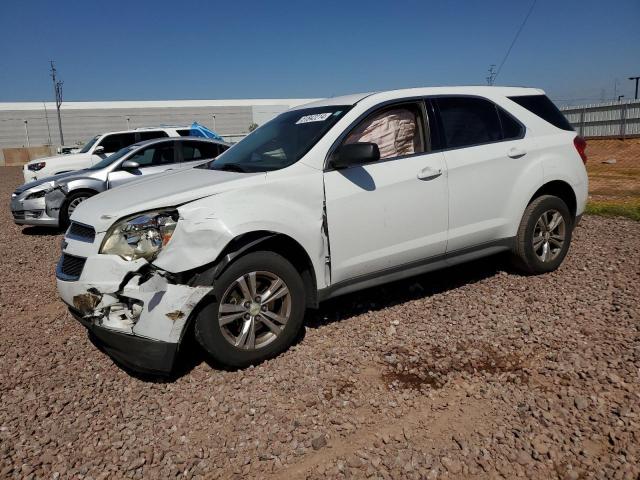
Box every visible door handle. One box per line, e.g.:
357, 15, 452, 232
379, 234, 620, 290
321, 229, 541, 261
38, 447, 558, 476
507, 147, 527, 159
417, 166, 443, 181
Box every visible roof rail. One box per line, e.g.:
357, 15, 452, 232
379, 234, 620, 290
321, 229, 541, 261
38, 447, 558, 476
134, 125, 190, 130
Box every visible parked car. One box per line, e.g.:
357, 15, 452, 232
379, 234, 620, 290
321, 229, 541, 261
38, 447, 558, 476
12, 137, 228, 228
23, 126, 193, 183
57, 146, 81, 155
56, 86, 588, 373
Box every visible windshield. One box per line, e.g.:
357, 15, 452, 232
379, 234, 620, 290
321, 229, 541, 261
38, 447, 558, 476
78, 135, 100, 154
207, 106, 350, 173
87, 146, 134, 170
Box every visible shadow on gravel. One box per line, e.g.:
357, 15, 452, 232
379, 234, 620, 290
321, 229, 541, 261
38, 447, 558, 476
106, 253, 513, 382
21, 226, 63, 236
307, 252, 514, 329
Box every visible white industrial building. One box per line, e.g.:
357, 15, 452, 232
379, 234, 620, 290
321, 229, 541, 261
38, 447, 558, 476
0, 98, 318, 151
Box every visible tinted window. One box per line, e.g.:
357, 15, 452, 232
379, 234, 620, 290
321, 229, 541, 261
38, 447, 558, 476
98, 133, 137, 153
139, 130, 169, 141
498, 107, 524, 140
177, 129, 192, 137
127, 144, 175, 166
342, 103, 425, 160
182, 142, 221, 161
437, 97, 502, 148
508, 95, 573, 131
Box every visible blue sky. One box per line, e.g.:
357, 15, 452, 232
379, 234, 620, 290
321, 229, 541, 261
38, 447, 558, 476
0, 0, 638, 105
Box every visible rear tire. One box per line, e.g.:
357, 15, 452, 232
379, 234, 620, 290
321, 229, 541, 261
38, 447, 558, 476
511, 195, 573, 274
194, 251, 306, 368
59, 191, 95, 229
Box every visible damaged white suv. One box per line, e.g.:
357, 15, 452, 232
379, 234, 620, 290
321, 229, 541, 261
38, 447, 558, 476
56, 87, 588, 373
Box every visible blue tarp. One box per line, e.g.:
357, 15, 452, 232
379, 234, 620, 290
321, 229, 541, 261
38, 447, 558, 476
189, 122, 224, 141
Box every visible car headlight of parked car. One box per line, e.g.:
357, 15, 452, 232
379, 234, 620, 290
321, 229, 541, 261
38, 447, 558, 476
100, 210, 179, 261
27, 162, 47, 171
24, 182, 55, 200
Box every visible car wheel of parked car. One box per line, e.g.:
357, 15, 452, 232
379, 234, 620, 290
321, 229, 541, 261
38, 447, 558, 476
194, 251, 306, 368
512, 195, 573, 274
60, 191, 95, 229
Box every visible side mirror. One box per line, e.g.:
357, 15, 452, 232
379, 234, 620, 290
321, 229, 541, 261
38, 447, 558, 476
330, 142, 380, 169
93, 145, 105, 155
121, 160, 140, 170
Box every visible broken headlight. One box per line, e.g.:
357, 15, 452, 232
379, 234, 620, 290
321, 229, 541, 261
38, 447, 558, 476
100, 210, 179, 261
24, 182, 54, 200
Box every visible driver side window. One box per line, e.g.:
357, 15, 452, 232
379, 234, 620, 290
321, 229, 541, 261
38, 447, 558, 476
343, 103, 426, 160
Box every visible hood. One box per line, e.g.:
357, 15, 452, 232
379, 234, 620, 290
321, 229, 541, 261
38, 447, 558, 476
71, 167, 265, 232
26, 152, 90, 166
15, 170, 86, 193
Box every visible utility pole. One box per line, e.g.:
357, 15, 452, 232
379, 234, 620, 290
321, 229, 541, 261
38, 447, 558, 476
629, 76, 640, 100
486, 65, 497, 86
43, 102, 52, 145
50, 61, 64, 146
618, 95, 625, 102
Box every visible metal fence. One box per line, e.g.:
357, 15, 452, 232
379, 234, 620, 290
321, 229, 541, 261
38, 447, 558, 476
560, 100, 640, 139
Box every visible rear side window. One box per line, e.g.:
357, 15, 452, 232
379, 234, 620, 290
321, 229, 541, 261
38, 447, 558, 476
181, 141, 222, 161
177, 129, 192, 137
508, 95, 574, 131
138, 130, 169, 141
436, 97, 502, 148
498, 108, 524, 140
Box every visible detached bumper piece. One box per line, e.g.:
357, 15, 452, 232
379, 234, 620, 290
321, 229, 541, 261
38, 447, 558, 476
69, 308, 178, 374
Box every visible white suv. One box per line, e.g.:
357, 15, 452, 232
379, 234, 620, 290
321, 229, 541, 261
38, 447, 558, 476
23, 126, 192, 183
56, 86, 588, 373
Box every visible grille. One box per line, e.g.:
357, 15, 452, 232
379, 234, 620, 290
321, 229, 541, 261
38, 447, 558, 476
58, 254, 86, 280
12, 210, 42, 220
67, 222, 96, 242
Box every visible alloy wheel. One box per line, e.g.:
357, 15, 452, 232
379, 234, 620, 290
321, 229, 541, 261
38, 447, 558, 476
217, 271, 291, 350
532, 209, 566, 262
67, 196, 88, 216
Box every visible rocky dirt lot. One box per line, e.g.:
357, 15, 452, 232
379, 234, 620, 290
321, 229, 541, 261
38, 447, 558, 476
1, 166, 639, 479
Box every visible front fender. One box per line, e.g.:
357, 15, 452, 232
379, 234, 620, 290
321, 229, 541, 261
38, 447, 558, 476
152, 166, 327, 288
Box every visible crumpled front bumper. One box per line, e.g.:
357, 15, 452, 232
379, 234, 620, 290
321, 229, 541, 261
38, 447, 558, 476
57, 254, 212, 374
10, 194, 59, 227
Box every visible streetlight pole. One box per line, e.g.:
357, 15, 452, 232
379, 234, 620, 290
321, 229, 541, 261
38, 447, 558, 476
212, 114, 216, 131
629, 76, 640, 100
618, 95, 625, 102
24, 120, 30, 147
126, 117, 131, 130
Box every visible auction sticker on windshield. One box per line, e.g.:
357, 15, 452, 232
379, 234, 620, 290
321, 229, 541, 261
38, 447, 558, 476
296, 113, 333, 124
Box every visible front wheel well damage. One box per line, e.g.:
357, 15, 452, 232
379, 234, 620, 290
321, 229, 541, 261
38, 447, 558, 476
188, 231, 319, 308
528, 181, 577, 221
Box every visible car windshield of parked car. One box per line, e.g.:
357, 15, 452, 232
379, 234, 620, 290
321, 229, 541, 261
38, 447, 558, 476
87, 146, 134, 170
78, 135, 100, 154
207, 106, 350, 173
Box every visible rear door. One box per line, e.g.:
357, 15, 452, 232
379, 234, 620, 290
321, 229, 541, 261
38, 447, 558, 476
324, 100, 449, 283
434, 96, 536, 251
107, 141, 178, 188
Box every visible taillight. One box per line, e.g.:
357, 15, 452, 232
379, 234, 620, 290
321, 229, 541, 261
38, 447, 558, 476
573, 136, 587, 164
28, 162, 46, 171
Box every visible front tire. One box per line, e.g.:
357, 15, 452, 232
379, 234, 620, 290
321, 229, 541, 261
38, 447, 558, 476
194, 251, 306, 368
511, 195, 573, 274
59, 191, 95, 229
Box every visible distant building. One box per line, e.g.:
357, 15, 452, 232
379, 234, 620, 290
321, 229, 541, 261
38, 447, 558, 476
0, 98, 318, 150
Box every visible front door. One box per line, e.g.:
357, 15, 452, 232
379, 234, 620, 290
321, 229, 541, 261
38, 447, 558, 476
107, 142, 178, 188
323, 101, 449, 284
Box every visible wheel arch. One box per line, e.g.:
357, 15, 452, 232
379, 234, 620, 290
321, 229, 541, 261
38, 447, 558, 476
528, 180, 578, 221
189, 230, 319, 308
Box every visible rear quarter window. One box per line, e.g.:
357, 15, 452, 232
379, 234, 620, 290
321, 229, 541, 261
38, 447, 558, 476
508, 95, 574, 131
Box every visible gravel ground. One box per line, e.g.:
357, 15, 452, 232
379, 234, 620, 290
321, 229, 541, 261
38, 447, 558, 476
1, 166, 639, 479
